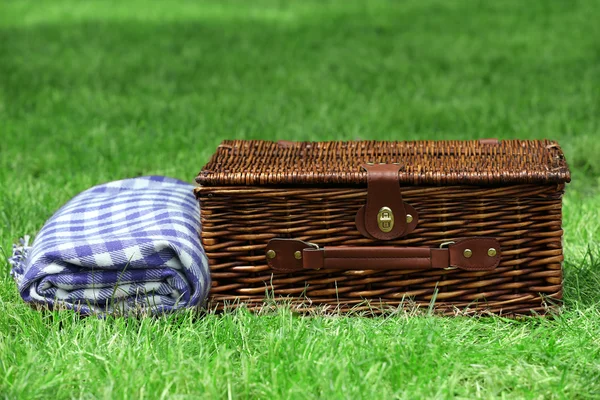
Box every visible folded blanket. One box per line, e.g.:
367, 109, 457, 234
9, 176, 210, 315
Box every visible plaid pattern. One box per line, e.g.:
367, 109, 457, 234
9, 176, 210, 315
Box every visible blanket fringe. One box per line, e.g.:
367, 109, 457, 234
8, 235, 32, 286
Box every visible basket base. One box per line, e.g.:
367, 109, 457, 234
206, 294, 561, 317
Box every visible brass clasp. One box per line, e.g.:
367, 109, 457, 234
377, 207, 394, 233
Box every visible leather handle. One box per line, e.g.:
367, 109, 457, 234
266, 238, 501, 272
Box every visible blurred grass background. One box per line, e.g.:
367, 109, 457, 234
1, 1, 599, 398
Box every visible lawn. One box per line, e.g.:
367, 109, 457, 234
1, 0, 600, 398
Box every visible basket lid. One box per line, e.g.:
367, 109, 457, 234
196, 139, 571, 186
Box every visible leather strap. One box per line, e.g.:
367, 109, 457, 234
277, 140, 296, 148
479, 138, 500, 145
355, 164, 418, 240
266, 238, 501, 272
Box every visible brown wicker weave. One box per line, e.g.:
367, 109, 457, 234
195, 139, 570, 316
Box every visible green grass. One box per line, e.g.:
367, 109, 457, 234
1, 0, 600, 398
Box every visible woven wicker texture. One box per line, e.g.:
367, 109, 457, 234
196, 140, 569, 316
197, 140, 570, 187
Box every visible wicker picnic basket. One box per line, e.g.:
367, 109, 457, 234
195, 139, 570, 316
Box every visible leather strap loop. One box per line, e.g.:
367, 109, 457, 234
266, 238, 501, 272
355, 164, 418, 240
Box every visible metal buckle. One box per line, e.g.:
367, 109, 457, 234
304, 242, 321, 270
439, 241, 457, 270
306, 242, 319, 250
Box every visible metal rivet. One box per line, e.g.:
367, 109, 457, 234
294, 251, 302, 260
463, 249, 473, 258
406, 214, 413, 223
487, 248, 497, 257
266, 250, 276, 259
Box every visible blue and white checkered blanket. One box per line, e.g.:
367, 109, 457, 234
9, 176, 210, 315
